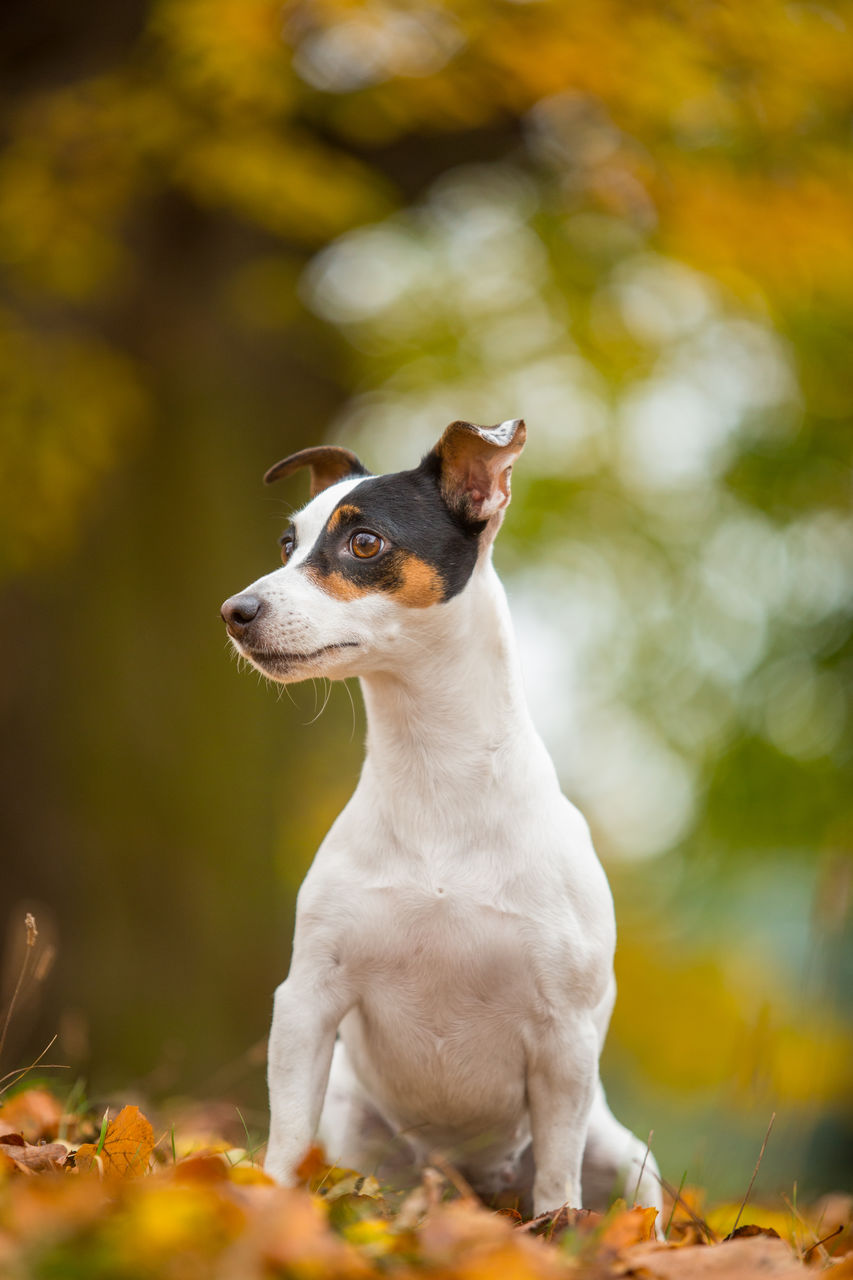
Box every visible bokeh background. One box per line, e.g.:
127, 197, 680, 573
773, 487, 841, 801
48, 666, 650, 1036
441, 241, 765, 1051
1, 0, 851, 1201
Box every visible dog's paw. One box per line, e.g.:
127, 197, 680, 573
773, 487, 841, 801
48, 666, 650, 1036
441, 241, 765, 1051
262, 1144, 299, 1187
532, 1180, 581, 1220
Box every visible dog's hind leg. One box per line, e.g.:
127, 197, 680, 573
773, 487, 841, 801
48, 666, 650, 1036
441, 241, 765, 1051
581, 1083, 663, 1227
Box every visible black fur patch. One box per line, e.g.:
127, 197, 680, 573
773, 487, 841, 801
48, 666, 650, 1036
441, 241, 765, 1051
302, 455, 485, 604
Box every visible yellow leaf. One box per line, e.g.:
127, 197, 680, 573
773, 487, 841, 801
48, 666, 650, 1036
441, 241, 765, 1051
228, 1164, 275, 1186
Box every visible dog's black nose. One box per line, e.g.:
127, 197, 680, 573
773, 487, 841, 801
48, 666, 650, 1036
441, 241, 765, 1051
221, 593, 263, 636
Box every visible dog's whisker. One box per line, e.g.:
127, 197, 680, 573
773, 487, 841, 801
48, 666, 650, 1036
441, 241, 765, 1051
304, 677, 334, 726
342, 678, 359, 742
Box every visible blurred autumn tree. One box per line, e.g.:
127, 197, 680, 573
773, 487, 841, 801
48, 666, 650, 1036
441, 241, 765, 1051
1, 0, 851, 1197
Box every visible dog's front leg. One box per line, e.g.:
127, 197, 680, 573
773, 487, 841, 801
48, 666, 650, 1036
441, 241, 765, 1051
265, 977, 349, 1184
526, 1016, 599, 1215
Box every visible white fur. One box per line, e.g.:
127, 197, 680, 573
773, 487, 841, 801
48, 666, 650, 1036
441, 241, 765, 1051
227, 475, 662, 1219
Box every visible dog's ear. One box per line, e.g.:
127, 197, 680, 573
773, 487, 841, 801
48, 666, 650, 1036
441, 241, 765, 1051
263, 446, 370, 497
430, 419, 526, 525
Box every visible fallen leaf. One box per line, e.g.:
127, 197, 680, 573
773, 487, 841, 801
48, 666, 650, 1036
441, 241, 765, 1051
296, 1145, 381, 1201
614, 1233, 809, 1278
451, 1237, 564, 1280
110, 1179, 245, 1268
0, 1090, 63, 1142
728, 1223, 781, 1241
827, 1255, 853, 1277
0, 1137, 68, 1173
811, 1194, 852, 1258
419, 1200, 565, 1277
517, 1204, 602, 1237
173, 1154, 230, 1184
343, 1215, 400, 1258
395, 1167, 445, 1232
295, 1143, 328, 1184
600, 1201, 660, 1251
228, 1164, 275, 1187
322, 1171, 383, 1202
226, 1184, 372, 1277
75, 1105, 154, 1178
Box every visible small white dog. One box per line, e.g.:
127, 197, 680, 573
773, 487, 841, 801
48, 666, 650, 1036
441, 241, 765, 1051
221, 419, 661, 1219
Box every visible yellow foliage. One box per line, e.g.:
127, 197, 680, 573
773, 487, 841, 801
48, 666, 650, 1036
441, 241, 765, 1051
175, 129, 390, 242
152, 0, 298, 117
660, 162, 853, 306
611, 935, 853, 1106
0, 313, 149, 578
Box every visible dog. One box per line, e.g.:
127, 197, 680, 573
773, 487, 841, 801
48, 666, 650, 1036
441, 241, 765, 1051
220, 418, 662, 1220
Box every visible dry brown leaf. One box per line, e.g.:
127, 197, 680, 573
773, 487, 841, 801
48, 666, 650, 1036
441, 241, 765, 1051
75, 1105, 154, 1178
614, 1234, 809, 1279
517, 1204, 602, 1237
728, 1223, 781, 1241
419, 1200, 565, 1278
395, 1167, 445, 1232
0, 1135, 68, 1173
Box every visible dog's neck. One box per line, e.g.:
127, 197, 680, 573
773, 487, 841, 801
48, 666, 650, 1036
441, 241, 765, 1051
357, 558, 546, 827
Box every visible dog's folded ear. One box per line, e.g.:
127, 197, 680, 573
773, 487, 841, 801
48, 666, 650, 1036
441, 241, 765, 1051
264, 446, 371, 497
431, 419, 526, 525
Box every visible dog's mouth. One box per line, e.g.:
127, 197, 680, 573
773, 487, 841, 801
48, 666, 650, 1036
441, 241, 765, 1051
232, 640, 360, 672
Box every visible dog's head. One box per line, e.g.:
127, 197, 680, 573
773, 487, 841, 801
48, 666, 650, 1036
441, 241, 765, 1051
221, 419, 526, 683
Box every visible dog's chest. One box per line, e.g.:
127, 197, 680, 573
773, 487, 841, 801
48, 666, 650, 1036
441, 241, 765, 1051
345, 869, 548, 1023
337, 874, 539, 1133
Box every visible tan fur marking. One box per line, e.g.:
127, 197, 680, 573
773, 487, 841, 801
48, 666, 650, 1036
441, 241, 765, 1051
306, 557, 443, 607
393, 555, 444, 609
306, 566, 371, 601
326, 503, 362, 534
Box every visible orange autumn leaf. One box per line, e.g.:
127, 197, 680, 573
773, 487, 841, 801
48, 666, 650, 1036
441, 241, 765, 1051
75, 1105, 154, 1178
0, 1089, 63, 1142
295, 1143, 328, 1185
599, 1201, 659, 1251
172, 1153, 230, 1184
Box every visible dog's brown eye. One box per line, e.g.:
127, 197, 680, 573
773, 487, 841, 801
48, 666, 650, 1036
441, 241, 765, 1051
350, 531, 383, 559
279, 531, 296, 563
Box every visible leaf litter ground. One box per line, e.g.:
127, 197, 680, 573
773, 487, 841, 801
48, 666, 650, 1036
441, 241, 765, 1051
0, 1087, 850, 1280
